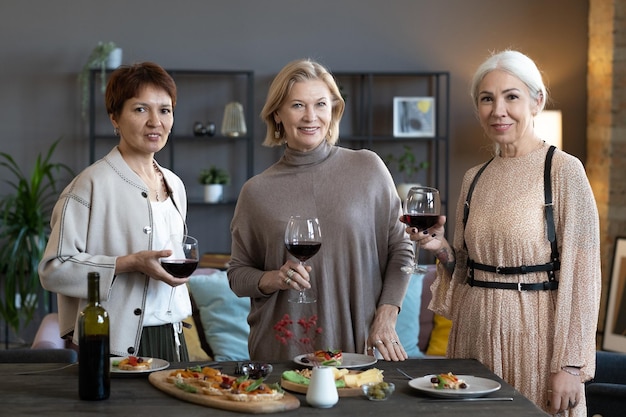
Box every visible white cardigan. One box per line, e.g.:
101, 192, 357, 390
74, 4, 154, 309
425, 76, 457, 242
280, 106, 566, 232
39, 146, 188, 357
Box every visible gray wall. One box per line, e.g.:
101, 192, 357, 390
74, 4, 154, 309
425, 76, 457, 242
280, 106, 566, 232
0, 0, 589, 252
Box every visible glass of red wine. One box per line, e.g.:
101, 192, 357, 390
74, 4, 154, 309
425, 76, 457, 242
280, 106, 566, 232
284, 216, 322, 304
159, 234, 199, 319
400, 187, 440, 274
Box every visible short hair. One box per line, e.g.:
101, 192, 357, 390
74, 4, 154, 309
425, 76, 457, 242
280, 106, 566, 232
105, 62, 177, 118
260, 58, 345, 147
470, 50, 547, 112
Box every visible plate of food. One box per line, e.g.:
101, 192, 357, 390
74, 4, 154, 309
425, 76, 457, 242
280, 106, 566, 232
149, 365, 300, 413
408, 373, 501, 398
110, 356, 169, 374
281, 367, 384, 397
293, 351, 377, 369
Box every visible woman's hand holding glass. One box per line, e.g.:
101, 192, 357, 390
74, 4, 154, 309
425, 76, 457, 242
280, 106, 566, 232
157, 234, 199, 320
400, 187, 441, 273
284, 216, 322, 304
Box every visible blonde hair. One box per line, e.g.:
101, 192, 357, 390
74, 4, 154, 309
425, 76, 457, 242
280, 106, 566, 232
260, 58, 345, 147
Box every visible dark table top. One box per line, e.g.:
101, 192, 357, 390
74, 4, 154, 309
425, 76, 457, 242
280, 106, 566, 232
0, 357, 546, 416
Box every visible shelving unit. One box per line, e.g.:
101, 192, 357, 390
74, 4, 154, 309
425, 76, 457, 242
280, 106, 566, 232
87, 68, 254, 253
333, 71, 450, 216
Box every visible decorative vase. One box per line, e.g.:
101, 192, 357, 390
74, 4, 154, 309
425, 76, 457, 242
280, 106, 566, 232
221, 102, 247, 137
306, 366, 338, 408
105, 48, 123, 69
204, 184, 223, 203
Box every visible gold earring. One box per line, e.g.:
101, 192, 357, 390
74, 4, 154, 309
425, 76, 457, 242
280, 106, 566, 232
274, 123, 281, 139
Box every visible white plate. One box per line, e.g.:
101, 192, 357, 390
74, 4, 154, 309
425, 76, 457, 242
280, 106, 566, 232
409, 375, 501, 398
110, 357, 170, 374
293, 352, 377, 369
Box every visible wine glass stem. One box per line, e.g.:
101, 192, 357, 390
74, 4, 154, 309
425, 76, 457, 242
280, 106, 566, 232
298, 261, 307, 301
166, 287, 175, 315
413, 242, 427, 273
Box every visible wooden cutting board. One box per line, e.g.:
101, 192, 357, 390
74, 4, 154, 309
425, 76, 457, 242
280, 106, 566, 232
280, 377, 363, 397
149, 370, 300, 414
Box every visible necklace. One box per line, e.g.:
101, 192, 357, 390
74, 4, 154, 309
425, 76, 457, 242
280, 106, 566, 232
152, 161, 168, 202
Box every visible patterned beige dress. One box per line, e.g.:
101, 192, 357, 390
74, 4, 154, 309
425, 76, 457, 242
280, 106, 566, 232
429, 144, 601, 416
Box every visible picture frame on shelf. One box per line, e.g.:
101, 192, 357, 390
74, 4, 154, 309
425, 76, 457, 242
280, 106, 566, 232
603, 237, 626, 353
393, 97, 435, 138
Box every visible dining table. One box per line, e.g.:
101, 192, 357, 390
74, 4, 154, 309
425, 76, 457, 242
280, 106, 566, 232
1, 357, 547, 416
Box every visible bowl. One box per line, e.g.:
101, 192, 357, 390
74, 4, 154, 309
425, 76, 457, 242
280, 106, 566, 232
238, 362, 273, 379
362, 382, 395, 401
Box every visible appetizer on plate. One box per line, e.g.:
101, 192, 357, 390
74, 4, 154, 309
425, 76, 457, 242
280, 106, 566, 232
430, 372, 469, 389
113, 356, 153, 371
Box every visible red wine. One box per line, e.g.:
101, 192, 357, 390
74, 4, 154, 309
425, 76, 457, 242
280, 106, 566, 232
79, 334, 110, 400
161, 259, 198, 278
400, 214, 439, 230
78, 272, 110, 401
286, 242, 321, 262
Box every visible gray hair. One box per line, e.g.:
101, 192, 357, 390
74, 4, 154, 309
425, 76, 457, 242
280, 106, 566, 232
470, 50, 547, 112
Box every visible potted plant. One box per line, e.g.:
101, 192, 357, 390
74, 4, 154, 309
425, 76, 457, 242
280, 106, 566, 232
0, 138, 73, 338
78, 41, 122, 119
385, 145, 429, 200
198, 166, 230, 203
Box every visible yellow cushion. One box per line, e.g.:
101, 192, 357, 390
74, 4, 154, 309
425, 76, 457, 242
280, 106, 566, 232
183, 316, 211, 361
425, 314, 452, 356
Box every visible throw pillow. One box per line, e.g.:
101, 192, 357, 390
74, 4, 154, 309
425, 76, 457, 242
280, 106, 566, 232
182, 316, 210, 361
187, 269, 250, 361
396, 272, 425, 358
425, 313, 452, 356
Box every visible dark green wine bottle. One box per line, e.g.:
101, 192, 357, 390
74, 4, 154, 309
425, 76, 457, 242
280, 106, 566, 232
78, 272, 110, 400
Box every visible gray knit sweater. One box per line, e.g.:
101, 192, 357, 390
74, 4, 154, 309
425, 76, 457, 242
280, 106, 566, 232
228, 141, 413, 360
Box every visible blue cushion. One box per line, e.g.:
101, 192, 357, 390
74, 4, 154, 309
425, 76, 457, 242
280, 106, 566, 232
396, 272, 425, 358
188, 269, 250, 361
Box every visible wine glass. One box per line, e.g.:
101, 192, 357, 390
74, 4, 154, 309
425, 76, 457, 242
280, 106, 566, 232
159, 234, 199, 320
284, 216, 322, 304
400, 187, 440, 274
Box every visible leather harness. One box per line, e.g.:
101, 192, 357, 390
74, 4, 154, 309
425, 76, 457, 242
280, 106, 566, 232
463, 145, 560, 291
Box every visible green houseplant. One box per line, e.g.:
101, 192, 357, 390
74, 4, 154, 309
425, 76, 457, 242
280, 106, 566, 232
78, 41, 119, 119
0, 138, 73, 335
198, 166, 230, 203
385, 145, 429, 200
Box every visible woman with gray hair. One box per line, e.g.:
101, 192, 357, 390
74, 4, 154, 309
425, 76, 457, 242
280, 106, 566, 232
407, 50, 601, 416
228, 58, 413, 362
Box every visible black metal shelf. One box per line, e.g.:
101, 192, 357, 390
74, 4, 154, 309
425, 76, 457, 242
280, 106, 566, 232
333, 71, 450, 217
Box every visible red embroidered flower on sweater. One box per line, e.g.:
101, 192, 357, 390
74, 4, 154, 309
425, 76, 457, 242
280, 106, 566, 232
273, 313, 323, 351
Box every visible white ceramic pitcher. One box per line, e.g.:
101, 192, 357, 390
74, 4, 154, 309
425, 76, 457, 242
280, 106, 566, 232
306, 366, 338, 408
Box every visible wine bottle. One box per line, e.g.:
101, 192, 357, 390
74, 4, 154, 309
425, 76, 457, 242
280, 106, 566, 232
78, 272, 110, 400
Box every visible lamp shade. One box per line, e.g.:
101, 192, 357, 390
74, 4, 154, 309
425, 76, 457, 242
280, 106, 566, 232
535, 110, 562, 149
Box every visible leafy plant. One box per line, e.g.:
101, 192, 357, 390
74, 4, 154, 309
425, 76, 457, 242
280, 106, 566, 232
385, 145, 429, 183
198, 166, 230, 185
0, 138, 73, 334
78, 41, 118, 119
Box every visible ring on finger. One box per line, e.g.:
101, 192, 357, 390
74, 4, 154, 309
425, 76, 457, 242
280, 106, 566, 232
375, 340, 383, 345
286, 268, 295, 279
284, 277, 292, 285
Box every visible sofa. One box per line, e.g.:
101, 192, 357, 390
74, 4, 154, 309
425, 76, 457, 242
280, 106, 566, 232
585, 350, 626, 417
0, 313, 78, 363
